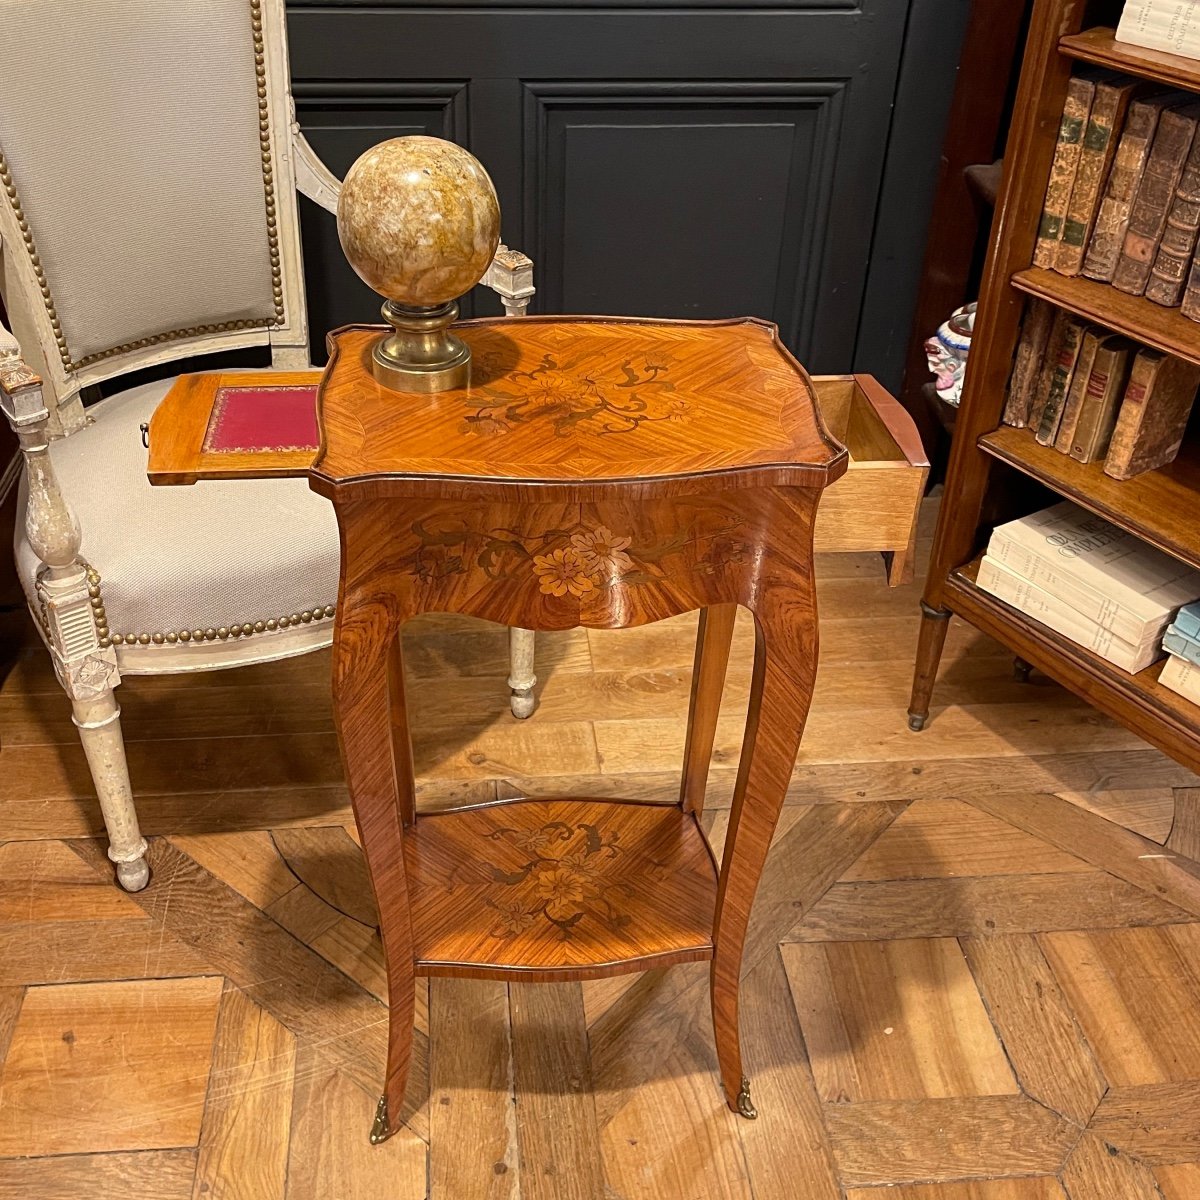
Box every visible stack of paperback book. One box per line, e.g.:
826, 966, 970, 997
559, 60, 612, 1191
1117, 1, 1200, 61
978, 500, 1200, 672
1160, 601, 1200, 702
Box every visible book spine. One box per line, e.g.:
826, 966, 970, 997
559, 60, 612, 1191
1147, 127, 1200, 305
1117, 0, 1169, 39
1057, 82, 1137, 276
1035, 318, 1086, 445
1116, 1, 1200, 58
977, 557, 1152, 672
1003, 299, 1054, 427
1028, 309, 1070, 430
1164, 627, 1200, 665
1113, 107, 1200, 296
1069, 342, 1132, 463
985, 532, 1167, 644
1160, 653, 1200, 704
1084, 98, 1167, 281
1035, 77, 1095, 268
1105, 352, 1200, 479
1053, 329, 1102, 452
1174, 604, 1200, 638
1183, 247, 1200, 320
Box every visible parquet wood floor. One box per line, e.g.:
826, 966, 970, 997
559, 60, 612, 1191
3, 501, 1200, 1199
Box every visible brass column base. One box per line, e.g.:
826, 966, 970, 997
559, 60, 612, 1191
371, 300, 470, 393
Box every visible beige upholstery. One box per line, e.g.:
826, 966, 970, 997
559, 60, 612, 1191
0, 0, 277, 369
15, 377, 339, 647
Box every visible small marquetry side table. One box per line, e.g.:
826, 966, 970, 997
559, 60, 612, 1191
305, 315, 846, 1143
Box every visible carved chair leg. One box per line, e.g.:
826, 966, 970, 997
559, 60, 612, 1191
72, 689, 149, 891
680, 604, 737, 815
507, 626, 537, 719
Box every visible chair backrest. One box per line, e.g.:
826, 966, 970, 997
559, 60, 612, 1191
0, 0, 308, 427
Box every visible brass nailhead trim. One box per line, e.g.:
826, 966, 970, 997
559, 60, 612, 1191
109, 604, 335, 648
0, 0, 285, 375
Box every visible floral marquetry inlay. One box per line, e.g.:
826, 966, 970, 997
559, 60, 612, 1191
484, 820, 632, 940
459, 353, 688, 438
402, 517, 750, 597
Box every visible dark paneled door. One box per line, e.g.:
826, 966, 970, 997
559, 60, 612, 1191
288, 2, 910, 373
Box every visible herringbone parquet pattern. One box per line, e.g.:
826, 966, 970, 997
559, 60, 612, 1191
2, 503, 1200, 1199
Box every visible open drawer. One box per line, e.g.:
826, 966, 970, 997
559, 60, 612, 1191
810, 374, 929, 586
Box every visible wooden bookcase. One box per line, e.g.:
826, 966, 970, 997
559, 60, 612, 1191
908, 0, 1200, 775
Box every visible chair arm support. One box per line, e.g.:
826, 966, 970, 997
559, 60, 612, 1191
292, 124, 342, 215
0, 331, 120, 698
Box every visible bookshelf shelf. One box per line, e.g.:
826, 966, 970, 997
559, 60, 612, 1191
946, 559, 1200, 774
978, 424, 1200, 572
1011, 268, 1200, 366
1059, 26, 1200, 94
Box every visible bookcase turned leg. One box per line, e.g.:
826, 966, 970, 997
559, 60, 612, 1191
908, 602, 952, 731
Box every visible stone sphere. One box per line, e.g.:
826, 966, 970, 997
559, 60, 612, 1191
337, 136, 501, 308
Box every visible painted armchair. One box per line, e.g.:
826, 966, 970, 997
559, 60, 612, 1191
0, 0, 537, 892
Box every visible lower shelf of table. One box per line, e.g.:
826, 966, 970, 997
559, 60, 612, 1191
404, 797, 719, 981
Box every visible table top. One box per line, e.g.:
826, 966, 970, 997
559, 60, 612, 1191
311, 316, 847, 500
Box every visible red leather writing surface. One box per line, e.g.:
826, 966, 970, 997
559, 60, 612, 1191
202, 386, 320, 454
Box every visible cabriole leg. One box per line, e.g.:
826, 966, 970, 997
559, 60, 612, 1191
331, 594, 416, 1141
508, 626, 537, 719
711, 563, 819, 1119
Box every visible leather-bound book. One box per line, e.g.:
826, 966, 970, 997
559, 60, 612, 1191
1085, 91, 1179, 281
1104, 350, 1200, 480
1054, 326, 1106, 452
1034, 73, 1099, 269
1113, 101, 1200, 295
1147, 127, 1200, 306
1028, 308, 1072, 431
1003, 299, 1054, 427
1057, 79, 1142, 275
1035, 316, 1088, 446
1069, 336, 1136, 463
1183, 253, 1200, 320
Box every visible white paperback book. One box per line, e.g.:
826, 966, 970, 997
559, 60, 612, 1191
986, 501, 1200, 644
1160, 653, 1200, 704
1117, 0, 1200, 58
977, 556, 1164, 673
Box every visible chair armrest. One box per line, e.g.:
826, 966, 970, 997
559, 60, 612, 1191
292, 125, 342, 215
484, 245, 536, 317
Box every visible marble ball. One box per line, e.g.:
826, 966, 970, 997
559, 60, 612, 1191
336, 136, 501, 308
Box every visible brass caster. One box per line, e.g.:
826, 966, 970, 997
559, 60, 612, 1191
906, 711, 927, 733
736, 1077, 758, 1120
1013, 656, 1033, 683
369, 1094, 391, 1145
